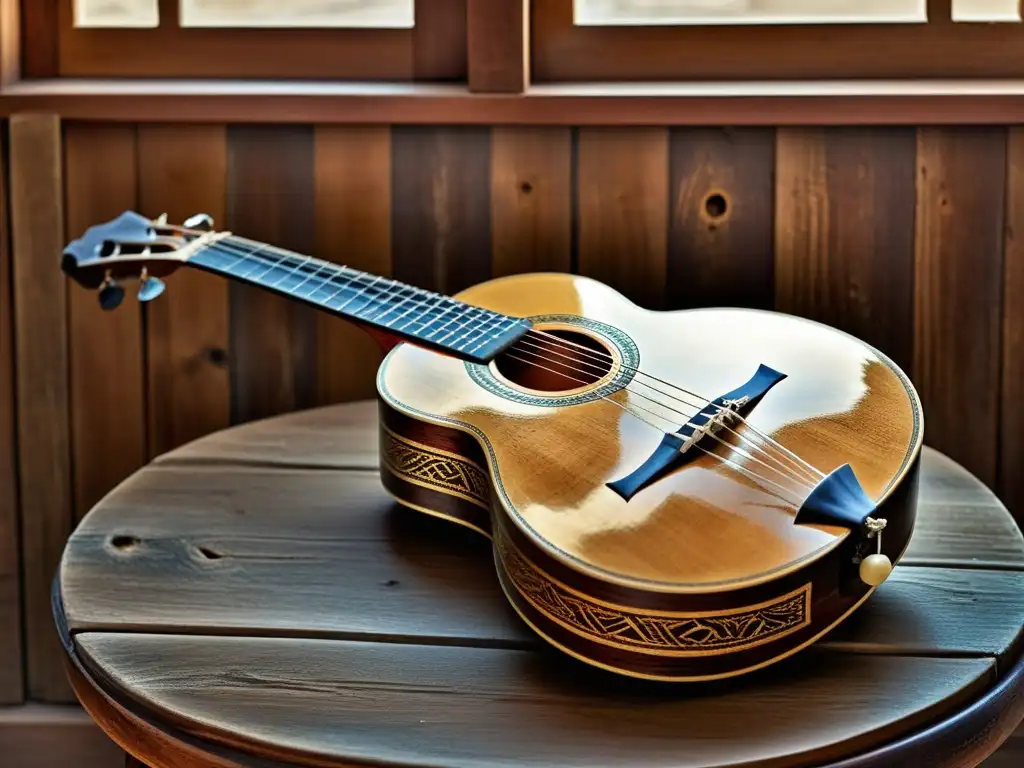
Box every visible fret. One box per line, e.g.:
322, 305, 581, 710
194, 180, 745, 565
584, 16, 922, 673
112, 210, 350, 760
188, 238, 529, 364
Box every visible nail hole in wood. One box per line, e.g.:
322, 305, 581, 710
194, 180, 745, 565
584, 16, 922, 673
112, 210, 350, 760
198, 546, 222, 560
384, 579, 400, 587
110, 535, 140, 551
520, 181, 533, 195
704, 192, 728, 219
205, 347, 229, 367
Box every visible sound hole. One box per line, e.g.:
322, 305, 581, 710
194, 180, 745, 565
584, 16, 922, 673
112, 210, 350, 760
496, 330, 614, 393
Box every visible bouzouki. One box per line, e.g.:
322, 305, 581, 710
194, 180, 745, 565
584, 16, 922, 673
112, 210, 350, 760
61, 211, 923, 682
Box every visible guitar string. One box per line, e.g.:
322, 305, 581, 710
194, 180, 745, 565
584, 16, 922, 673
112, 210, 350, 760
216, 234, 822, 483
191, 236, 820, 491
191, 236, 818, 489
172, 233, 823, 493
510, 335, 821, 485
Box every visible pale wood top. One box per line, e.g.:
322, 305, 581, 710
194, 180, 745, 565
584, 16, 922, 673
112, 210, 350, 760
57, 401, 1024, 767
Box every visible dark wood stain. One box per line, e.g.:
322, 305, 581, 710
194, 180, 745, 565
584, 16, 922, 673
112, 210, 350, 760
64, 123, 148, 520
8, 113, 74, 703
775, 127, 917, 375
668, 127, 775, 310
0, 119, 23, 705
313, 126, 392, 406
413, 0, 468, 81
226, 125, 317, 424
467, 0, 526, 92
490, 127, 572, 277
138, 124, 230, 458
1000, 128, 1024, 521
391, 126, 492, 294
19, 0, 59, 78
914, 127, 1006, 489
576, 127, 669, 310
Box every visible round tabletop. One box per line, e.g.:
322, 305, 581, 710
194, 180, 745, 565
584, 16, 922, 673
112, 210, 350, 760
54, 401, 1024, 768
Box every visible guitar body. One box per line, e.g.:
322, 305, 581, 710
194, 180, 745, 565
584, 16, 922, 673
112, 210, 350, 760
377, 272, 923, 682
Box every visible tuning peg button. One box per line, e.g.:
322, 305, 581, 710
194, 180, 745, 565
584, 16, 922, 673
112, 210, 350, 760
184, 213, 214, 231
138, 275, 166, 302
98, 276, 124, 311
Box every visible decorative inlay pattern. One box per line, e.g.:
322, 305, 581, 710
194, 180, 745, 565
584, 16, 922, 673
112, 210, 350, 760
381, 429, 490, 508
495, 529, 812, 656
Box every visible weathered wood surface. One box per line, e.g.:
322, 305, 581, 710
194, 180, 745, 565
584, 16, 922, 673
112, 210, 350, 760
55, 401, 1024, 767
10, 112, 75, 703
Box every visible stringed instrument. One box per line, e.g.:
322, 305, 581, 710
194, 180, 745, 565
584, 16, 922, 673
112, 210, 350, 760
61, 211, 923, 682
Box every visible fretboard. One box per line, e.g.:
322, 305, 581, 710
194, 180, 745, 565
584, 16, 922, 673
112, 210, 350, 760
190, 235, 530, 363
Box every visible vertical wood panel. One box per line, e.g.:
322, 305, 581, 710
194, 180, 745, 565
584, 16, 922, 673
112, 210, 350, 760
468, 0, 527, 92
226, 125, 317, 424
9, 112, 73, 702
0, 119, 24, 704
65, 124, 147, 519
577, 128, 669, 309
491, 127, 572, 277
1001, 128, 1024, 520
19, 0, 59, 78
313, 126, 392, 405
915, 127, 1005, 488
668, 127, 775, 310
391, 126, 491, 294
138, 125, 230, 457
775, 127, 917, 374
414, 0, 467, 80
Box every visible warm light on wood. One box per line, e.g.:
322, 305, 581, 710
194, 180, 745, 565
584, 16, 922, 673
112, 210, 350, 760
179, 0, 414, 28
952, 0, 1022, 21
73, 0, 415, 28
74, 0, 159, 27
574, 0, 928, 24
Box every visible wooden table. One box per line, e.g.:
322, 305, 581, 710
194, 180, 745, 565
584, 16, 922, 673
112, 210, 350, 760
53, 400, 1024, 768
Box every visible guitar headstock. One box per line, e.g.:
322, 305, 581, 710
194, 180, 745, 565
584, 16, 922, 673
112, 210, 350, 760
62, 210, 221, 310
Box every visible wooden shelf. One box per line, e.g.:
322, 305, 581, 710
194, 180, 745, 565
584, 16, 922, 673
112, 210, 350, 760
5, 78, 1024, 125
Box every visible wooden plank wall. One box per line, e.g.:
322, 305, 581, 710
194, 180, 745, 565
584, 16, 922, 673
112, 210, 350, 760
0, 119, 1022, 764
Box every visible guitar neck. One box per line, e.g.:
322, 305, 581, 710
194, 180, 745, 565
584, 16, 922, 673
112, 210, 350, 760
189, 234, 530, 364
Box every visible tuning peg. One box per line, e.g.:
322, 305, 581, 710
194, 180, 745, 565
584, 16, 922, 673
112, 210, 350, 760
98, 275, 124, 311
137, 271, 166, 303
183, 213, 214, 231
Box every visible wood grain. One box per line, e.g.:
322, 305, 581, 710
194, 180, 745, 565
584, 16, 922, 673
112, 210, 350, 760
154, 402, 379, 470
1001, 127, 1024, 522
9, 112, 75, 702
64, 123, 148, 519
75, 631, 995, 768
577, 128, 669, 309
59, 462, 1023, 662
776, 128, 917, 374
391, 127, 492, 294
138, 125, 230, 458
225, 125, 317, 424
490, 127, 572, 278
313, 126, 392, 405
468, 0, 527, 92
149, 399, 1024, 570
905, 450, 1024, 570
0, 118, 22, 705
412, 0, 467, 81
668, 127, 774, 311
914, 127, 1006, 489
0, 703, 123, 768
19, 0, 58, 79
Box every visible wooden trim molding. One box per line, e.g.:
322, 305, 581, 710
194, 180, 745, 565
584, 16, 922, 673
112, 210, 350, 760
19, 0, 466, 81
468, 0, 528, 93
7, 79, 1024, 125
532, 0, 1024, 82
